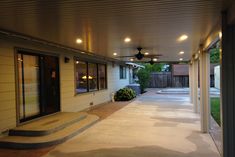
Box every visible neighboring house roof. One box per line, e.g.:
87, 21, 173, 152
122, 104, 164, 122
126, 62, 144, 68
172, 64, 189, 76
172, 64, 219, 76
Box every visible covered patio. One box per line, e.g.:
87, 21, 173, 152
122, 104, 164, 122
43, 89, 220, 157
1, 0, 235, 157
0, 89, 219, 157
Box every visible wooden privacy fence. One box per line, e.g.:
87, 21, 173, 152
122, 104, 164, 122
148, 72, 189, 88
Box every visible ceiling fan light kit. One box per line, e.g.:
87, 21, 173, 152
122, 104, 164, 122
116, 47, 162, 61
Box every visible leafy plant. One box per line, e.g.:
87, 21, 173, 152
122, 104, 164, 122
211, 97, 221, 126
136, 68, 150, 93
210, 48, 220, 64
140, 63, 170, 72
114, 87, 136, 101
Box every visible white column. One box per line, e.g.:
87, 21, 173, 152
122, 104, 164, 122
189, 64, 193, 103
199, 51, 210, 133
192, 59, 199, 113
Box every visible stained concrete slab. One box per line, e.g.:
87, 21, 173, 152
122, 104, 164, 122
43, 88, 220, 157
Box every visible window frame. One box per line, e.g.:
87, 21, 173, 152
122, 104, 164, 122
98, 64, 107, 90
88, 62, 98, 92
74, 60, 89, 94
120, 65, 127, 79
74, 58, 107, 95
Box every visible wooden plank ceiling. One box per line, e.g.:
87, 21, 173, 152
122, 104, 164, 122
0, 0, 223, 62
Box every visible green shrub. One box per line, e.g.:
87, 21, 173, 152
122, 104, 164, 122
114, 87, 136, 101
136, 68, 150, 93
211, 97, 221, 126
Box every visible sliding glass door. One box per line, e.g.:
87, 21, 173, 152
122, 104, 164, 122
18, 54, 40, 121
17, 52, 60, 122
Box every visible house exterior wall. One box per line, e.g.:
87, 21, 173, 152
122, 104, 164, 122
0, 38, 130, 134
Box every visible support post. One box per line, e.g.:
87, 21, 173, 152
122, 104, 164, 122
189, 64, 193, 103
192, 59, 199, 113
199, 49, 210, 133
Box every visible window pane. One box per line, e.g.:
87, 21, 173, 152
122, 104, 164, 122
18, 54, 40, 120
75, 61, 88, 93
88, 63, 98, 91
98, 64, 106, 89
123, 67, 126, 78
120, 66, 123, 79
120, 65, 126, 79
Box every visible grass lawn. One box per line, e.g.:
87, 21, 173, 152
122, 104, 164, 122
210, 97, 221, 126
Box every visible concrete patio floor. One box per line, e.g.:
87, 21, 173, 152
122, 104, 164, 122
43, 88, 220, 157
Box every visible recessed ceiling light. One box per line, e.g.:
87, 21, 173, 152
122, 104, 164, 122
144, 52, 149, 55
219, 32, 222, 39
130, 58, 134, 61
179, 51, 185, 55
76, 61, 80, 64
76, 38, 83, 44
179, 58, 183, 61
153, 58, 158, 61
113, 52, 117, 56
124, 37, 131, 43
178, 35, 188, 41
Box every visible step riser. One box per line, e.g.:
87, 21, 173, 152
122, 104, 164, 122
0, 118, 99, 149
9, 115, 87, 137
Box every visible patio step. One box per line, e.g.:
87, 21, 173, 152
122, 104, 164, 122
0, 113, 99, 149
9, 112, 88, 136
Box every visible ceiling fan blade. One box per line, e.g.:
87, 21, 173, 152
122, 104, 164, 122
115, 55, 135, 58
146, 54, 163, 57
144, 55, 162, 58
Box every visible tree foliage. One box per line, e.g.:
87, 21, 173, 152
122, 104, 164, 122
136, 68, 150, 93
143, 63, 170, 72
210, 48, 220, 64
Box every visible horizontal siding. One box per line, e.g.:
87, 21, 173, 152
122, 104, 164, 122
0, 74, 15, 83
0, 117, 16, 132
0, 48, 14, 57
0, 65, 15, 74
0, 91, 15, 101
0, 45, 16, 133
0, 108, 16, 120
0, 40, 131, 133
59, 53, 130, 112
0, 55, 14, 65
0, 99, 15, 111
0, 83, 15, 92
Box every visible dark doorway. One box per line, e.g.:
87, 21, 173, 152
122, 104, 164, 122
17, 51, 60, 123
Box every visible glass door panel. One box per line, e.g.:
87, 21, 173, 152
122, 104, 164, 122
18, 54, 40, 121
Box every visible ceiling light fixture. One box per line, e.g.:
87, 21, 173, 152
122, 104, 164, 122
113, 52, 117, 56
124, 37, 131, 43
76, 38, 83, 44
144, 52, 149, 55
179, 51, 185, 55
130, 58, 134, 61
219, 32, 222, 39
178, 35, 188, 41
153, 58, 158, 61
76, 61, 80, 64
179, 58, 183, 61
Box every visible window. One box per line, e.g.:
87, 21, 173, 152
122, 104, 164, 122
88, 63, 98, 91
75, 61, 88, 93
75, 58, 107, 94
120, 65, 127, 79
98, 64, 107, 89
